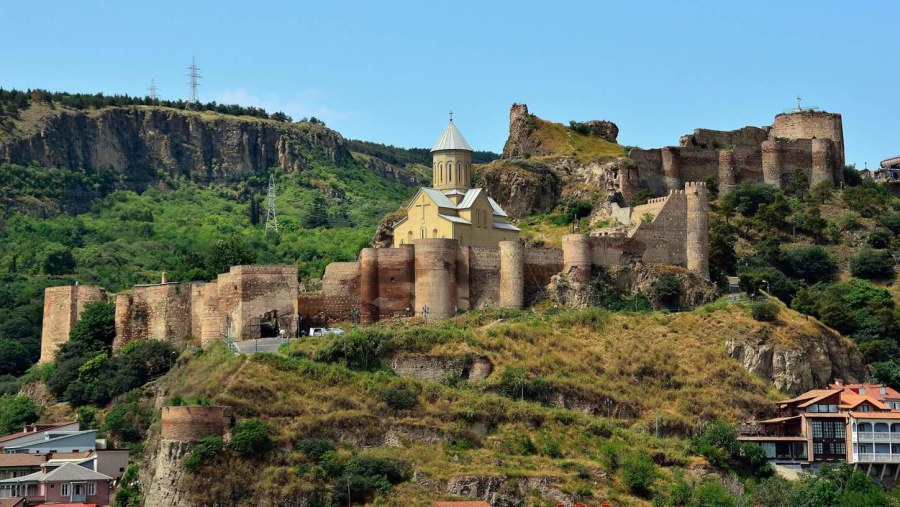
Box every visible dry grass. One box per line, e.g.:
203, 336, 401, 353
528, 116, 625, 162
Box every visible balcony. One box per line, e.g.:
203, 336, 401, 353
856, 453, 900, 463
853, 432, 900, 443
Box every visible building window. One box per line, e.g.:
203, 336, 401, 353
420, 228, 425, 239
89, 482, 96, 495
860, 405, 869, 412
62, 483, 70, 496
882, 387, 887, 395
447, 162, 452, 182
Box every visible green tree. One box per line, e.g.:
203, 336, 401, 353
0, 395, 39, 434
720, 181, 778, 217
708, 215, 737, 287
69, 301, 116, 347
39, 243, 76, 275
185, 435, 225, 472
230, 420, 273, 455
651, 275, 683, 309
690, 481, 736, 507
779, 246, 837, 285
750, 300, 780, 322
870, 361, 900, 389
849, 249, 894, 280
205, 235, 257, 277
622, 453, 656, 496
0, 339, 31, 376
866, 228, 892, 249
300, 193, 330, 229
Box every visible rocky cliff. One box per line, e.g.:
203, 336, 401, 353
0, 105, 354, 186
726, 321, 867, 396
480, 103, 625, 218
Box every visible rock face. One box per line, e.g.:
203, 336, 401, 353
474, 160, 562, 218
390, 354, 493, 382
726, 327, 866, 395
140, 439, 193, 507
608, 262, 719, 309
546, 271, 599, 309
441, 475, 577, 506
365, 155, 420, 186
573, 120, 619, 143
0, 106, 353, 187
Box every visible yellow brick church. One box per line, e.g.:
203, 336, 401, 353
392, 117, 520, 247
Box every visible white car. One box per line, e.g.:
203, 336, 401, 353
309, 327, 345, 337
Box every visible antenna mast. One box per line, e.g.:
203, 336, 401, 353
265, 174, 278, 234
147, 79, 159, 101
187, 57, 202, 105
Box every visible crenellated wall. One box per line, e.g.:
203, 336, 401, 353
619, 111, 843, 196
562, 182, 709, 280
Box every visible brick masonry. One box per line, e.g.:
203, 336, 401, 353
39, 285, 107, 363
625, 110, 844, 196
160, 406, 230, 442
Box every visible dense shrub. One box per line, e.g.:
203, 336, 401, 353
622, 453, 656, 496
230, 420, 274, 455
295, 438, 336, 462
737, 264, 800, 303
101, 390, 155, 445
779, 246, 837, 284
331, 457, 406, 505
867, 228, 893, 249
0, 339, 31, 377
184, 436, 225, 472
315, 329, 393, 371
0, 395, 39, 434
690, 481, 737, 507
497, 366, 547, 403
750, 300, 780, 321
380, 388, 418, 411
650, 275, 683, 308
720, 182, 778, 217
843, 181, 893, 217
849, 249, 895, 279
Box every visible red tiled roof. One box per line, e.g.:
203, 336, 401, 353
434, 503, 492, 507
48, 451, 94, 460
839, 393, 891, 411
849, 412, 900, 419
778, 389, 838, 406
829, 382, 900, 401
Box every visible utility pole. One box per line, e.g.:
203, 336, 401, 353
187, 57, 202, 105
265, 174, 278, 234
147, 79, 159, 101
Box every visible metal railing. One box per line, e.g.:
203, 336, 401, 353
856, 453, 900, 463
853, 432, 900, 442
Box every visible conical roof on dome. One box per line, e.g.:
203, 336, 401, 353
431, 120, 473, 152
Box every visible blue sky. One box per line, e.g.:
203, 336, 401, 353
1, 1, 897, 167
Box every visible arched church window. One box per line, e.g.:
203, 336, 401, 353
447, 162, 453, 182
456, 165, 460, 183
407, 231, 413, 243
438, 163, 443, 183
432, 228, 438, 238
420, 228, 426, 239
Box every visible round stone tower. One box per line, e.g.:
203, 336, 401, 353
431, 116, 473, 192
359, 248, 380, 324
562, 234, 592, 284
761, 140, 783, 188
810, 138, 836, 188
413, 239, 458, 319
499, 241, 524, 308
685, 182, 710, 280
717, 150, 737, 195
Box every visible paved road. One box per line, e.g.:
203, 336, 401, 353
234, 337, 293, 355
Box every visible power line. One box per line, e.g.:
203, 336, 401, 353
187, 57, 202, 104
147, 79, 159, 101
265, 174, 278, 234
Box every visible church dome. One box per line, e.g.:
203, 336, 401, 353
431, 120, 473, 152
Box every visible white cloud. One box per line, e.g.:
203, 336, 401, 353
214, 88, 349, 125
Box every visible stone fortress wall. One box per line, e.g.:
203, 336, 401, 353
39, 285, 107, 363
39, 190, 708, 357
622, 111, 844, 199
563, 182, 709, 283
